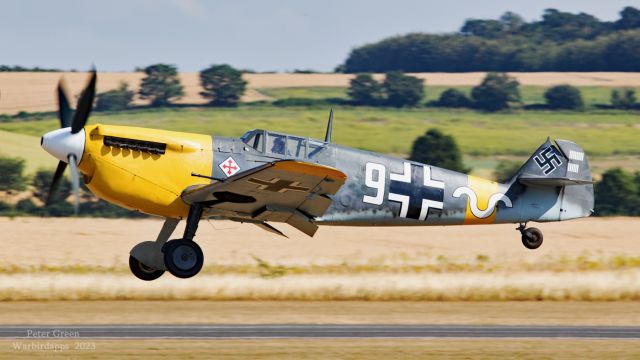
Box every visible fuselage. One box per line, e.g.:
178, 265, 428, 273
52, 124, 573, 226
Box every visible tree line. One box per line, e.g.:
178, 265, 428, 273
340, 7, 640, 72
348, 71, 638, 111
2, 66, 636, 119
0, 157, 143, 217
95, 63, 247, 111
0, 65, 62, 72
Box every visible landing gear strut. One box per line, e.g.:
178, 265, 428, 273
129, 218, 179, 281
163, 204, 204, 279
517, 222, 543, 250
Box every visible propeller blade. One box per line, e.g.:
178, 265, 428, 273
68, 154, 80, 216
57, 79, 73, 128
46, 161, 68, 206
71, 70, 97, 134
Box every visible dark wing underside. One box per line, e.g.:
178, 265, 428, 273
182, 160, 347, 236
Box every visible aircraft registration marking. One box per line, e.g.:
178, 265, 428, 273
363, 162, 444, 220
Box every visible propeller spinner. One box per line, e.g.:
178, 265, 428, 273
40, 70, 97, 215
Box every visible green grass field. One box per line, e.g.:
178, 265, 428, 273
1, 85, 638, 177
259, 85, 640, 106
1, 106, 637, 157
0, 130, 54, 174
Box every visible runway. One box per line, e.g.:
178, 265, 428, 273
1, 325, 639, 339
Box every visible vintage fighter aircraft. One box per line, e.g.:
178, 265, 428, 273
41, 71, 594, 280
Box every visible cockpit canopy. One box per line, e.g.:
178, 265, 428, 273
240, 129, 327, 159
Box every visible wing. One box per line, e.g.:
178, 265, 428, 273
182, 160, 347, 236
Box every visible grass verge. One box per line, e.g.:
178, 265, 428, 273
1, 271, 639, 301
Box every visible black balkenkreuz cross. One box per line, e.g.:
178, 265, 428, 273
534, 146, 563, 175
388, 163, 444, 220
247, 177, 310, 193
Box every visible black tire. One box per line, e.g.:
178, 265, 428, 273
163, 239, 204, 279
129, 255, 164, 281
521, 227, 543, 250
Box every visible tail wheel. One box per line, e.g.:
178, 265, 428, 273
129, 255, 164, 281
163, 239, 204, 279
521, 227, 543, 250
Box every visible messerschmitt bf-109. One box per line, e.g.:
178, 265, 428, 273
41, 71, 594, 281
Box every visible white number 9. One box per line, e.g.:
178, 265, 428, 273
363, 162, 385, 205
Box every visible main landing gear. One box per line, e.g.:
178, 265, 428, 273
129, 204, 204, 281
163, 204, 204, 279
517, 222, 543, 250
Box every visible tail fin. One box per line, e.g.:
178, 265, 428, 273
514, 138, 594, 220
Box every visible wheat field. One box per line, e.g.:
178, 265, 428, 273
3, 72, 640, 114
0, 217, 638, 301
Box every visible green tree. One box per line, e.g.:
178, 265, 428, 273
616, 6, 640, 30
434, 88, 471, 108
341, 7, 640, 73
611, 88, 636, 109
347, 73, 384, 105
409, 129, 470, 173
539, 9, 605, 41
460, 19, 504, 38
139, 64, 184, 107
603, 30, 640, 72
0, 201, 12, 214
595, 168, 640, 215
32, 169, 70, 204
199, 64, 247, 107
15, 198, 39, 215
0, 156, 26, 191
500, 12, 525, 33
382, 71, 424, 107
493, 160, 522, 182
95, 81, 135, 111
471, 72, 520, 111
544, 85, 584, 110
32, 169, 74, 216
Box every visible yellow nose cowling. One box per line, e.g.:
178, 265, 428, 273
79, 124, 213, 219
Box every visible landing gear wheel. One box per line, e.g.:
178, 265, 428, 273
521, 227, 543, 250
163, 239, 204, 278
129, 255, 165, 281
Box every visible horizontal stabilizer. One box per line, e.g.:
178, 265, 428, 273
518, 176, 594, 187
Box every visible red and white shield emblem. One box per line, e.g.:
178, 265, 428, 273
219, 156, 240, 177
